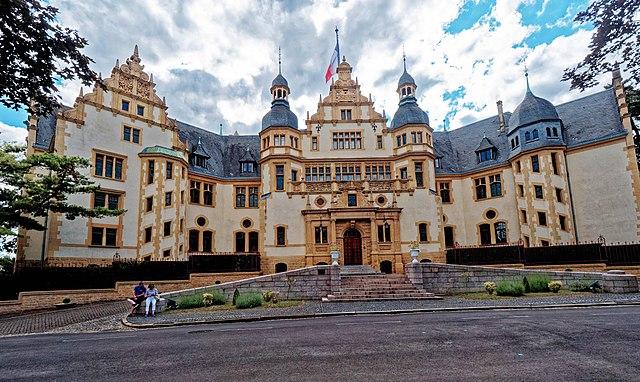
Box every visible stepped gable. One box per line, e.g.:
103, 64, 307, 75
177, 121, 260, 179
433, 88, 627, 175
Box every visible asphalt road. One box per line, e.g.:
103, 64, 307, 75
1, 306, 639, 381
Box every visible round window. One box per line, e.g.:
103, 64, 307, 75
315, 197, 326, 207
485, 210, 497, 220
442, 214, 447, 223
242, 219, 252, 228
196, 217, 206, 227
377, 195, 386, 205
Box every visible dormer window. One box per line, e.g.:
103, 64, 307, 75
241, 162, 255, 173
190, 154, 207, 168
340, 109, 352, 120
477, 148, 495, 162
435, 158, 442, 168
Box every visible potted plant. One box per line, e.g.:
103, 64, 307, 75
329, 243, 340, 265
54, 297, 77, 309
409, 241, 420, 264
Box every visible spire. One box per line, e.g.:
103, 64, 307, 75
133, 44, 139, 58
402, 44, 407, 72
115, 58, 119, 67
278, 46, 282, 74
524, 65, 531, 93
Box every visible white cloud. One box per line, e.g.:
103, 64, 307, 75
45, 0, 597, 134
0, 122, 28, 145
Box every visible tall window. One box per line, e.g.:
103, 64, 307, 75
241, 162, 254, 173
91, 227, 117, 247
531, 155, 540, 172
248, 232, 259, 252
163, 221, 171, 237
332, 132, 362, 150
235, 232, 246, 252
94, 153, 124, 180
494, 222, 507, 244
537, 211, 547, 226
137, 105, 145, 116
477, 149, 494, 162
347, 194, 357, 207
444, 226, 455, 247
121, 100, 130, 111
249, 187, 259, 207
340, 109, 352, 120
305, 165, 332, 182
166, 162, 173, 179
190, 181, 201, 203
475, 178, 487, 200
335, 164, 361, 181
418, 223, 428, 242
189, 230, 199, 252
144, 227, 152, 243
534, 185, 544, 199
275, 165, 285, 191
147, 160, 155, 184
479, 224, 491, 245
377, 223, 391, 242
521, 210, 528, 223
414, 163, 424, 188
559, 215, 567, 231
531, 129, 539, 140
411, 131, 423, 144
555, 188, 563, 203
438, 182, 451, 203
123, 126, 140, 143
399, 167, 408, 180
276, 226, 286, 246
94, 191, 120, 210
145, 196, 153, 212
365, 164, 391, 180
315, 226, 328, 244
291, 170, 298, 182
376, 135, 383, 149
489, 174, 502, 197
311, 136, 318, 151
551, 152, 559, 175
274, 134, 286, 146
202, 231, 213, 252
164, 191, 172, 206
203, 183, 214, 206
235, 187, 246, 208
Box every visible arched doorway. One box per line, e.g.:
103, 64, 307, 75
343, 228, 362, 265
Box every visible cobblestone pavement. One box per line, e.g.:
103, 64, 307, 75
0, 301, 130, 336
127, 292, 640, 326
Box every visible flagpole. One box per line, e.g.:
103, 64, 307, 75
335, 26, 340, 65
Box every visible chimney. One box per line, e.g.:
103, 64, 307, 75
496, 100, 506, 132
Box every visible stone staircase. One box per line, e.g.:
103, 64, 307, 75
324, 266, 441, 302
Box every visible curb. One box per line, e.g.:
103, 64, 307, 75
121, 300, 640, 329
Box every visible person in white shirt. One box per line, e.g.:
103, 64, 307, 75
144, 284, 159, 317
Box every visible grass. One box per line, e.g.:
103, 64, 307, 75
525, 275, 552, 293
235, 292, 263, 309
177, 294, 205, 309
496, 280, 525, 296
168, 299, 304, 314
456, 289, 590, 300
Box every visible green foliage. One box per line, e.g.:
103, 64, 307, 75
563, 0, 640, 91
483, 281, 496, 295
496, 280, 525, 297
232, 288, 240, 305
0, 256, 14, 274
523, 276, 531, 293
202, 290, 226, 306
234, 292, 263, 309
527, 275, 552, 293
548, 281, 563, 293
0, 0, 101, 115
569, 280, 593, 292
0, 144, 124, 253
177, 294, 205, 309
262, 290, 279, 303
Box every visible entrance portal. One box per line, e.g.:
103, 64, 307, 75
343, 228, 363, 265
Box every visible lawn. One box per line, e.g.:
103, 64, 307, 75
454, 290, 593, 300
166, 299, 305, 314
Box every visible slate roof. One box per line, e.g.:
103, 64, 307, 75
508, 89, 560, 131
261, 99, 298, 131
33, 106, 70, 150
434, 88, 626, 175
271, 73, 289, 88
390, 96, 429, 129
475, 136, 496, 152
177, 121, 260, 179
398, 69, 416, 87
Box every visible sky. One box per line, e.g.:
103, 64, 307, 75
0, 0, 606, 144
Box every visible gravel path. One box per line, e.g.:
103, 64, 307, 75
127, 292, 640, 326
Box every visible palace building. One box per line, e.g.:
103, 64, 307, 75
17, 46, 640, 273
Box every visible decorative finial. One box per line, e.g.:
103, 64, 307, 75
342, 55, 346, 62
133, 44, 139, 57
278, 46, 282, 75
524, 65, 531, 92
162, 96, 166, 105
197, 136, 202, 146
115, 58, 119, 67
219, 123, 223, 135
79, 87, 83, 97
402, 44, 407, 71
150, 73, 154, 82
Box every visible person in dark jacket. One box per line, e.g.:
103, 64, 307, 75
127, 282, 146, 314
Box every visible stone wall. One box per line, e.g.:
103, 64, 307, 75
406, 263, 639, 294
162, 265, 340, 301
0, 272, 259, 316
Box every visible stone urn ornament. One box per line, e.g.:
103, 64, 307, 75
329, 244, 340, 265
409, 241, 420, 264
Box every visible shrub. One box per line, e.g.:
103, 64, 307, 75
548, 281, 562, 293
263, 290, 279, 303
522, 276, 531, 293
235, 292, 263, 309
527, 274, 551, 293
569, 280, 591, 292
201, 290, 226, 306
232, 288, 240, 305
178, 294, 205, 309
62, 297, 71, 304
483, 281, 496, 295
496, 280, 525, 296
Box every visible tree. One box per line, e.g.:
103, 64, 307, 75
0, 143, 124, 253
563, 0, 640, 91
0, 0, 100, 116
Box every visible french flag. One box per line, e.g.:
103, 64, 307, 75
325, 42, 339, 83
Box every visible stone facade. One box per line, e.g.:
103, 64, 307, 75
406, 263, 639, 294
16, 46, 640, 275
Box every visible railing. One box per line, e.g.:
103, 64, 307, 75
446, 241, 640, 266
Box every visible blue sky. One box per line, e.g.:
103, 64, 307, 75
1, 0, 601, 142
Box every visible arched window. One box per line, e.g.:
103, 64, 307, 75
276, 226, 286, 246
188, 230, 199, 252
248, 231, 258, 253
494, 222, 507, 244
525, 131, 531, 141
546, 127, 551, 137
202, 230, 213, 252
532, 129, 539, 139
235, 232, 246, 252
380, 260, 393, 274
401, 88, 406, 96
479, 224, 491, 245
552, 127, 558, 137
275, 263, 287, 273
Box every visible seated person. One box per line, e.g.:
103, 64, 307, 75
144, 284, 160, 317
127, 282, 146, 314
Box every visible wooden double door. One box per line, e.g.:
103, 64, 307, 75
343, 228, 363, 265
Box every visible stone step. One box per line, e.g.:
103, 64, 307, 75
339, 265, 380, 275
324, 295, 442, 302
331, 291, 432, 297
